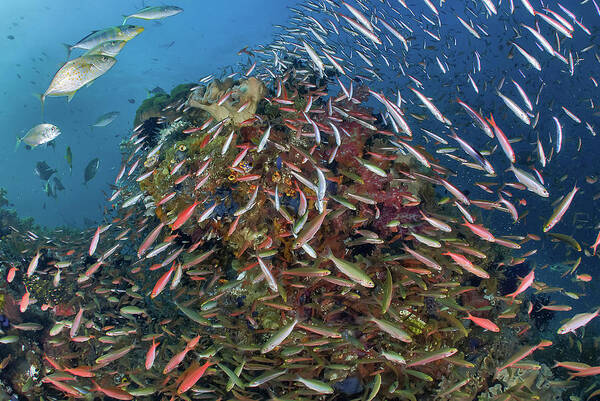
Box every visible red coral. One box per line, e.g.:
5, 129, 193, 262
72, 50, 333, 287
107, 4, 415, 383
461, 290, 490, 311
3, 293, 22, 323
335, 125, 367, 166
53, 303, 76, 317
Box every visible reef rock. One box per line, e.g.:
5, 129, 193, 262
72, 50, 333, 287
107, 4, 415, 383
477, 363, 563, 401
187, 77, 266, 125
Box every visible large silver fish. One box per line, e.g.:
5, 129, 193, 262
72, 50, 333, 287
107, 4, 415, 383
83, 40, 127, 57
92, 111, 120, 127
64, 25, 144, 58
122, 6, 183, 24
41, 54, 117, 105
16, 124, 61, 150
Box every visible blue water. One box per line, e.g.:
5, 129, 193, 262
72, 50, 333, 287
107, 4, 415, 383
1, 0, 299, 228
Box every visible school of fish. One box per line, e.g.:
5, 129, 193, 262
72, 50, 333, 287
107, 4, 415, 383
3, 0, 600, 400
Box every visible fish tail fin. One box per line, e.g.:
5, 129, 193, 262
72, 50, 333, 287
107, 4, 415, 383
15, 136, 22, 152
320, 247, 333, 260
62, 43, 73, 60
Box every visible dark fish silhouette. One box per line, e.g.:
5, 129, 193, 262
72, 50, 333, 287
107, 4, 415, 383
34, 161, 56, 180
84, 158, 99, 184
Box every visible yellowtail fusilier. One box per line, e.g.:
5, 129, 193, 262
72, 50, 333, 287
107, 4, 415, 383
95, 344, 135, 365
325, 248, 374, 287
410, 231, 442, 248
369, 316, 412, 343
406, 347, 458, 367
64, 25, 144, 58
543, 185, 579, 232
0, 336, 18, 344
174, 302, 211, 326
119, 306, 146, 315
382, 350, 406, 364
261, 318, 298, 353
127, 387, 157, 397
84, 40, 127, 57
295, 376, 334, 394
247, 369, 287, 387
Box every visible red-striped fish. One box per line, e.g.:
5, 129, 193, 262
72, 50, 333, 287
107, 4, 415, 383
177, 360, 214, 394
145, 339, 160, 370
171, 201, 200, 230
150, 262, 176, 298
89, 226, 101, 256
138, 222, 165, 258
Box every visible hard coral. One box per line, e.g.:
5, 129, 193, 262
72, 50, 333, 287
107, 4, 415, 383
188, 77, 266, 126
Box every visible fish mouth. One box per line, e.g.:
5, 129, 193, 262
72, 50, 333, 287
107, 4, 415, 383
135, 27, 145, 34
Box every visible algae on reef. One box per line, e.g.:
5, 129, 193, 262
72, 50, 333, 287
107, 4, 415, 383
134, 83, 196, 126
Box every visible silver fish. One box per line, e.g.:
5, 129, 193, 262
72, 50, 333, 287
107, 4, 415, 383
16, 124, 61, 149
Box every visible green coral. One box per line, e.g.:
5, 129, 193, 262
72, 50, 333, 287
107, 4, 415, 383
134, 94, 170, 126
0, 188, 8, 209
170, 83, 196, 99
133, 83, 196, 126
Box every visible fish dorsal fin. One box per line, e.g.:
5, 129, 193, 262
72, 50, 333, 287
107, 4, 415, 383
76, 30, 101, 44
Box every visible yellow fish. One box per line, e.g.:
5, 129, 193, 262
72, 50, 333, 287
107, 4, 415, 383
41, 54, 117, 106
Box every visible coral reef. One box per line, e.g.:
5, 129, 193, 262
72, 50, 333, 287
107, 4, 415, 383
478, 364, 564, 401
188, 77, 266, 125
0, 77, 573, 400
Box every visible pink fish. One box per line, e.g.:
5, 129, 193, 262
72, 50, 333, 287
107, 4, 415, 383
145, 339, 160, 370
462, 219, 495, 242
151, 262, 176, 299
26, 251, 40, 277
19, 288, 30, 313
443, 252, 489, 279
464, 313, 499, 332
495, 340, 552, 376
569, 366, 600, 377
488, 113, 515, 163
6, 266, 17, 283
177, 360, 214, 394
591, 230, 600, 256
137, 222, 165, 258
89, 226, 101, 256
505, 269, 534, 302
171, 201, 199, 230
70, 306, 84, 338
91, 380, 132, 400
557, 309, 600, 334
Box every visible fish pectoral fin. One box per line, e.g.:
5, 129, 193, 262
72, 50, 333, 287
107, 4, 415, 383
66, 91, 78, 102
